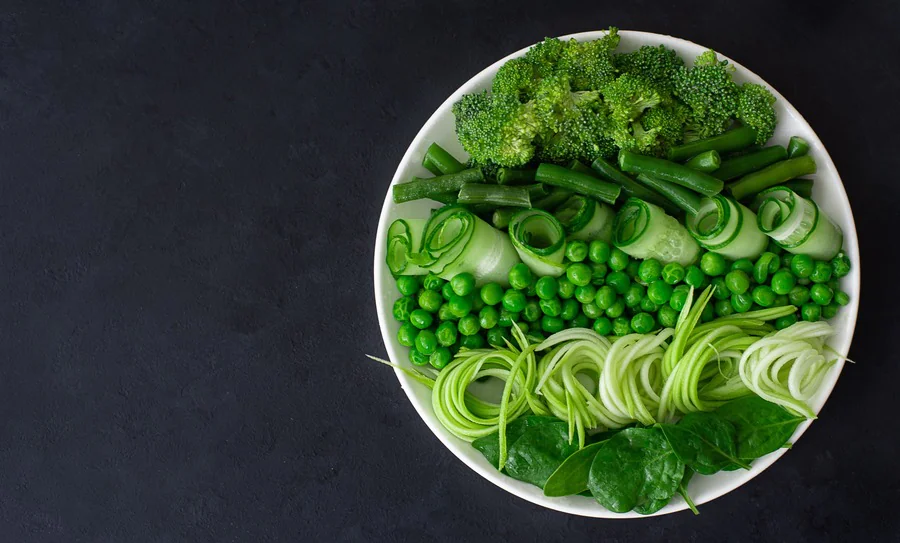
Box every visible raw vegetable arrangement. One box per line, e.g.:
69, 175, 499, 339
374, 28, 854, 515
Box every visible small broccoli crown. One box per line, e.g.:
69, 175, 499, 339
492, 57, 538, 103
673, 50, 739, 139
452, 92, 540, 167
557, 28, 620, 91
537, 106, 617, 164
532, 74, 601, 133
523, 37, 566, 78
601, 73, 663, 125
736, 83, 777, 144
610, 121, 662, 156
614, 45, 684, 97
641, 102, 690, 150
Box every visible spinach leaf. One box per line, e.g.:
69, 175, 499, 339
472, 416, 559, 468
715, 396, 806, 462
677, 468, 699, 515
543, 441, 607, 497
659, 411, 749, 475
587, 428, 684, 514
505, 421, 581, 488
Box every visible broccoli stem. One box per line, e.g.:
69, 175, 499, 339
684, 150, 721, 173
492, 207, 517, 229
728, 155, 817, 201
713, 146, 787, 181
668, 125, 758, 162
635, 173, 704, 216
588, 158, 681, 215
618, 150, 725, 197
497, 168, 537, 185
535, 163, 621, 204
423, 142, 466, 175
787, 136, 810, 158
532, 187, 574, 210
457, 183, 531, 207
392, 168, 485, 203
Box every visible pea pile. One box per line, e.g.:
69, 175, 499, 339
392, 239, 852, 371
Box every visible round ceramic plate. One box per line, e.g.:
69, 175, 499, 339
372, 30, 860, 518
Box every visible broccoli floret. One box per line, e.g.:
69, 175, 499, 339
610, 121, 662, 156
614, 45, 684, 97
536, 105, 617, 164
492, 57, 538, 103
523, 37, 567, 78
640, 102, 691, 151
532, 74, 601, 133
556, 28, 620, 91
736, 83, 777, 144
673, 50, 739, 139
601, 73, 662, 125
452, 91, 540, 167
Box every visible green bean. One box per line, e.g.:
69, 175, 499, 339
532, 187, 574, 210
618, 150, 725, 197
497, 168, 537, 185
783, 178, 814, 198
787, 136, 810, 158
393, 168, 485, 203
667, 125, 758, 162
713, 146, 788, 181
491, 208, 516, 229
423, 157, 443, 176
589, 157, 678, 213
522, 183, 551, 201
457, 184, 531, 207
423, 142, 465, 175
728, 155, 817, 201
535, 163, 621, 204
635, 173, 703, 215
684, 150, 721, 173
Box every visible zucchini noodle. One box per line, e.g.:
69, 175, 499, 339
553, 195, 615, 242
756, 187, 843, 260
613, 198, 700, 266
738, 321, 837, 418
386, 219, 428, 276
508, 209, 568, 277
687, 195, 768, 260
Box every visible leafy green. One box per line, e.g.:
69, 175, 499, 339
659, 411, 749, 475
715, 396, 806, 464
587, 428, 684, 513
543, 441, 607, 497
505, 421, 580, 488
678, 468, 699, 515
472, 415, 558, 468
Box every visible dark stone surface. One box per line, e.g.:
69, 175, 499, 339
0, 1, 896, 541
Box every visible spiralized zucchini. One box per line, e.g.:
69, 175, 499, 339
508, 209, 568, 277
613, 198, 700, 266
553, 195, 615, 242
756, 187, 843, 260
687, 195, 768, 260
386, 219, 428, 276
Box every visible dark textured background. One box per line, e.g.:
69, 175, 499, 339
0, 1, 897, 541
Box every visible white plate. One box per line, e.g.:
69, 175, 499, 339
372, 30, 860, 518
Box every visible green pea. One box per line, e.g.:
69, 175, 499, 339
714, 299, 734, 317
522, 300, 542, 323
731, 292, 753, 313
624, 284, 645, 308
640, 298, 659, 313
612, 317, 631, 336
415, 330, 438, 355
788, 286, 810, 306
669, 285, 690, 311
460, 333, 486, 350
647, 280, 673, 305
565, 240, 589, 262
724, 270, 751, 295
498, 308, 519, 327
472, 294, 485, 313
796, 277, 811, 286
826, 278, 840, 292
569, 313, 590, 329
595, 286, 617, 309
661, 262, 685, 285
810, 261, 833, 283
625, 260, 641, 281
638, 259, 663, 283
449, 295, 473, 318
657, 305, 679, 328
409, 308, 434, 329
834, 290, 850, 306
440, 282, 455, 301
631, 312, 655, 333
409, 349, 430, 366
605, 297, 626, 318
589, 240, 611, 264
606, 271, 631, 294
684, 266, 706, 289
593, 317, 613, 335
608, 248, 630, 271
710, 277, 730, 300
700, 252, 728, 277
730, 258, 754, 275
583, 301, 602, 319
701, 303, 715, 322
397, 322, 418, 347
770, 270, 796, 295
430, 347, 452, 369
566, 263, 593, 287
751, 285, 776, 307
801, 303, 821, 322
789, 254, 814, 278
810, 283, 834, 305
775, 313, 798, 330
557, 276, 576, 299
773, 294, 789, 307
396, 276, 420, 296
535, 276, 560, 300
423, 273, 445, 291
487, 327, 510, 347
435, 321, 458, 346
478, 306, 499, 330
781, 253, 794, 270
575, 284, 597, 304
753, 252, 779, 284
501, 289, 527, 313
590, 263, 609, 286
514, 321, 530, 335
831, 252, 851, 278
418, 289, 443, 313
540, 297, 562, 317
561, 299, 580, 321
508, 263, 533, 290
438, 303, 457, 322
524, 276, 538, 297
393, 296, 417, 321
541, 315, 565, 334
449, 272, 475, 296
822, 303, 839, 319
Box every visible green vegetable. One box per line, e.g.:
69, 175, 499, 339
735, 84, 777, 144
662, 262, 686, 285
659, 411, 749, 475
418, 289, 443, 312
504, 420, 581, 488
409, 349, 429, 366
668, 126, 756, 163
480, 283, 504, 306
635, 173, 704, 215
424, 142, 466, 175
533, 187, 575, 210
591, 157, 679, 213
713, 146, 788, 181
396, 276, 420, 296
397, 322, 417, 347
801, 303, 821, 322
608, 248, 630, 271
831, 252, 851, 278
756, 187, 843, 260
386, 219, 429, 276
787, 136, 809, 158
700, 252, 727, 276
725, 270, 751, 294
619, 150, 725, 197
535, 276, 559, 300
605, 271, 630, 294
715, 396, 805, 461
508, 263, 534, 290
565, 239, 589, 262
687, 195, 768, 260
553, 194, 615, 241
415, 329, 437, 355
536, 163, 621, 204
508, 209, 568, 277
472, 416, 558, 469
430, 347, 452, 369
770, 270, 796, 295
613, 198, 701, 266
593, 317, 613, 335
435, 321, 458, 346
457, 183, 531, 207
684, 150, 721, 172
810, 261, 833, 283
502, 289, 527, 313
672, 52, 742, 142
647, 280, 674, 305
731, 292, 753, 313
393, 168, 485, 203
543, 441, 607, 497
810, 284, 833, 305
631, 312, 656, 333
393, 296, 417, 321
566, 263, 593, 287
684, 266, 706, 288
448, 295, 473, 317
497, 167, 537, 185
729, 156, 817, 201
539, 297, 562, 317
